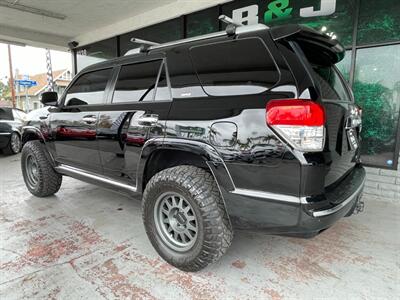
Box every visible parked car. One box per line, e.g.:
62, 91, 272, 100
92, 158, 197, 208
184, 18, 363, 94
0, 107, 26, 155
20, 22, 365, 272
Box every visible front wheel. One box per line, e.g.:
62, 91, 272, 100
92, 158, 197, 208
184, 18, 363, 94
21, 140, 62, 197
3, 132, 21, 155
142, 165, 233, 272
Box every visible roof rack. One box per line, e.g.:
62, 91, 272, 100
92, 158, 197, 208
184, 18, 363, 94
130, 38, 160, 53
218, 15, 243, 27
124, 18, 269, 56
218, 14, 243, 36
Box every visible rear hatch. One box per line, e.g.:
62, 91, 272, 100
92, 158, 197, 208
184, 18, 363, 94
311, 65, 361, 186
271, 25, 362, 187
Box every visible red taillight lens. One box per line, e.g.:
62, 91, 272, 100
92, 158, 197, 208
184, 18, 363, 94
266, 100, 325, 126
266, 99, 326, 152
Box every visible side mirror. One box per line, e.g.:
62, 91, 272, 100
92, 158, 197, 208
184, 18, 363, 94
40, 91, 58, 106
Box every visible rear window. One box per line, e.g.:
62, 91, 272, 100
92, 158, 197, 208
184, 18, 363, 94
190, 38, 279, 96
113, 60, 169, 103
313, 66, 350, 101
0, 108, 13, 120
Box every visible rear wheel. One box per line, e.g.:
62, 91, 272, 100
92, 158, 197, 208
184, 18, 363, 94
142, 165, 233, 272
3, 132, 21, 155
21, 140, 62, 197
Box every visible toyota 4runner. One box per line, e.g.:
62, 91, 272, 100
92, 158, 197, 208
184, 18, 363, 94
21, 22, 365, 272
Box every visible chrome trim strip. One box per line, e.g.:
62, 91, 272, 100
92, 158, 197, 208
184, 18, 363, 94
56, 165, 137, 193
312, 177, 365, 218
0, 132, 11, 135
231, 188, 300, 204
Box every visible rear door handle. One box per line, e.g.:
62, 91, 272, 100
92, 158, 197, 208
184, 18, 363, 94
82, 115, 97, 124
138, 114, 158, 126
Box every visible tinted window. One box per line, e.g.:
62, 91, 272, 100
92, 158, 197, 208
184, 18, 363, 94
0, 108, 13, 120
190, 38, 279, 96
167, 47, 207, 98
113, 60, 167, 103
65, 69, 112, 106
313, 66, 350, 101
154, 64, 171, 101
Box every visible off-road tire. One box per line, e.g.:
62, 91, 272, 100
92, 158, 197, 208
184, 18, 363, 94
142, 165, 233, 272
3, 132, 21, 155
21, 140, 62, 197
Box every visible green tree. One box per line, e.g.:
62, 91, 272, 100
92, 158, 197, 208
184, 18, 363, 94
0, 81, 11, 101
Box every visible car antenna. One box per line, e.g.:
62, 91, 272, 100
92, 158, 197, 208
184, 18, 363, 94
218, 15, 242, 36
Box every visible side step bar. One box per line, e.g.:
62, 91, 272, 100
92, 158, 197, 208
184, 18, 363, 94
55, 164, 137, 194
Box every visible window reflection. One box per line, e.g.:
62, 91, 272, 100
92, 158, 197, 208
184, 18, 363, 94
336, 50, 351, 82
354, 44, 400, 168
357, 0, 400, 45
190, 38, 279, 97
65, 69, 112, 106
186, 7, 219, 38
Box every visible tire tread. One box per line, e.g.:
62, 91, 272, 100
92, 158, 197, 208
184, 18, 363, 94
142, 165, 233, 272
21, 140, 62, 197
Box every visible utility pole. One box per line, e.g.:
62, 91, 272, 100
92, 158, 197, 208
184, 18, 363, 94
7, 44, 16, 108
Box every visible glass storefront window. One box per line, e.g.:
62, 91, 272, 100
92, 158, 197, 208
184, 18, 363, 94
119, 18, 183, 55
76, 37, 117, 72
353, 44, 400, 168
335, 50, 351, 81
186, 7, 219, 38
357, 0, 400, 45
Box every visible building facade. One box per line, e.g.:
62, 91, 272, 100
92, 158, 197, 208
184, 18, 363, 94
71, 0, 400, 200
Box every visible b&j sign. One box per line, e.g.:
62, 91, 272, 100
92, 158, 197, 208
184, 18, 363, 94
232, 0, 337, 25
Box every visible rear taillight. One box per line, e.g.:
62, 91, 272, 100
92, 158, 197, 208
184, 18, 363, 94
266, 99, 325, 152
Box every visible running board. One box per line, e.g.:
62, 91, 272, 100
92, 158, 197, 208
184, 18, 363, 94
55, 165, 137, 193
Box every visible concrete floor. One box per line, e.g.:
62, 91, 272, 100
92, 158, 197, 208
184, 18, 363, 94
0, 153, 399, 300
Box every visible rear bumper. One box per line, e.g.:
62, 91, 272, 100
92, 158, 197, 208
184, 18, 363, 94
223, 165, 365, 235
309, 176, 364, 218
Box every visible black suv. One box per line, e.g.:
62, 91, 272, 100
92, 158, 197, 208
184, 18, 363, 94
21, 23, 365, 272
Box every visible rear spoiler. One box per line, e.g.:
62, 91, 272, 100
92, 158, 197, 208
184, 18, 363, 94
270, 24, 345, 65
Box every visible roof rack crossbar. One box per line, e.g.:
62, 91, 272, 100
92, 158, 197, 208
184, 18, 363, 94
130, 38, 160, 46
218, 15, 242, 27
124, 23, 269, 56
